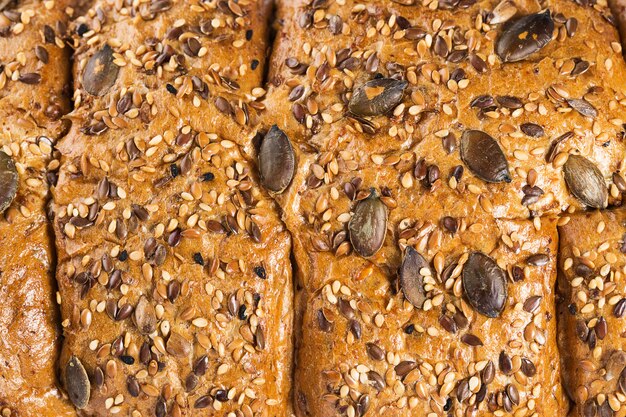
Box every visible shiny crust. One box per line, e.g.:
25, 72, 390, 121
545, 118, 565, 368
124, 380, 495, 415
264, 0, 626, 220
275, 146, 567, 415
52, 0, 293, 416
256, 0, 626, 415
0, 1, 76, 416
558, 209, 626, 417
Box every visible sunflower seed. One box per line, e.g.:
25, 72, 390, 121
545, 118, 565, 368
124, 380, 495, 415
567, 98, 598, 118
0, 151, 18, 214
83, 44, 119, 96
399, 247, 428, 308
496, 10, 554, 62
460, 130, 511, 183
166, 332, 191, 357
65, 356, 90, 409
563, 154, 607, 208
348, 190, 388, 257
258, 125, 295, 194
489, 0, 517, 24
462, 252, 507, 317
348, 78, 407, 116
134, 295, 157, 334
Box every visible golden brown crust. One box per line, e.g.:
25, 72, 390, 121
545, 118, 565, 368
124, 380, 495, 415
52, 1, 293, 416
263, 0, 626, 220
253, 0, 626, 415
558, 209, 626, 417
273, 145, 568, 415
0, 1, 76, 416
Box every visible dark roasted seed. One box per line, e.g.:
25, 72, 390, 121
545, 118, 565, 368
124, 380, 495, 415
461, 333, 483, 346
0, 151, 18, 214
65, 356, 90, 409
83, 45, 119, 96
460, 130, 511, 183
563, 154, 608, 209
399, 247, 428, 308
463, 252, 508, 317
366, 343, 385, 361
258, 125, 295, 194
496, 10, 554, 62
348, 190, 387, 258
348, 78, 408, 116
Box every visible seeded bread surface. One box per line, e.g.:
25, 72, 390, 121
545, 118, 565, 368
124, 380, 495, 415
258, 0, 626, 415
52, 1, 294, 416
0, 1, 76, 415
558, 209, 626, 417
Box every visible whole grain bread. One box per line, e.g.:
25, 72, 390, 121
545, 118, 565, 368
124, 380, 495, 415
52, 0, 293, 415
0, 1, 76, 415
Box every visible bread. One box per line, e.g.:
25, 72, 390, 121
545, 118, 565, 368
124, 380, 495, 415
557, 209, 626, 417
51, 0, 293, 415
264, 0, 626, 220
257, 0, 626, 415
0, 1, 77, 415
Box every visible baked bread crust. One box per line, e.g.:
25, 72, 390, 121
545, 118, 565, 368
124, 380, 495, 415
52, 1, 293, 415
264, 0, 626, 220
558, 209, 626, 417
0, 1, 76, 415
256, 0, 626, 415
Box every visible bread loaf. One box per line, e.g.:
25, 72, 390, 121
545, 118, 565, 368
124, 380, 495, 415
258, 0, 626, 415
0, 1, 76, 415
52, 1, 293, 415
558, 209, 626, 417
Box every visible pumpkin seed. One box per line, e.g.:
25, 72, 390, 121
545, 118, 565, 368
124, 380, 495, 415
399, 247, 428, 308
83, 44, 119, 96
65, 356, 90, 409
563, 154, 607, 208
0, 151, 18, 214
462, 252, 507, 318
134, 295, 157, 334
496, 10, 554, 62
460, 130, 511, 183
258, 125, 295, 194
348, 78, 407, 116
567, 98, 598, 118
348, 190, 387, 257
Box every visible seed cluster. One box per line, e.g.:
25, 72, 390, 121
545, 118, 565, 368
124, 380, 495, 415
52, 1, 292, 416
558, 210, 626, 417
0, 1, 76, 415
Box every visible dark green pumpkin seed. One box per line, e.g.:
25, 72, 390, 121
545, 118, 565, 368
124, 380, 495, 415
348, 78, 407, 116
83, 44, 119, 96
460, 130, 511, 183
496, 10, 554, 62
462, 252, 507, 318
258, 125, 295, 194
0, 151, 18, 214
348, 190, 387, 257
563, 154, 607, 209
65, 356, 90, 409
399, 246, 428, 308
